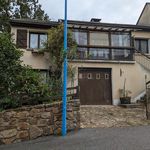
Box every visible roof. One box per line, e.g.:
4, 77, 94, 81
10, 18, 150, 32
66, 19, 150, 31
10, 19, 59, 28
137, 3, 150, 25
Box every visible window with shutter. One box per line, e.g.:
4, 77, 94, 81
17, 29, 27, 49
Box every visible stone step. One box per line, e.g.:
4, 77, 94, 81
119, 103, 144, 108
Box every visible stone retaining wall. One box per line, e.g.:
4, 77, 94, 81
0, 100, 80, 145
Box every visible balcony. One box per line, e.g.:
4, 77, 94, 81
75, 47, 134, 61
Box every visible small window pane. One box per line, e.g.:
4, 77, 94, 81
72, 31, 87, 45
96, 74, 101, 79
77, 48, 88, 59
79, 73, 82, 79
111, 49, 132, 60
40, 34, 47, 48
87, 73, 92, 79
90, 32, 109, 46
141, 40, 148, 53
105, 74, 109, 79
30, 34, 38, 48
135, 39, 148, 53
111, 33, 130, 47
135, 40, 140, 50
40, 71, 48, 83
89, 48, 109, 60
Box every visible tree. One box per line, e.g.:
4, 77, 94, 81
0, 0, 49, 32
0, 33, 50, 110
0, 0, 12, 32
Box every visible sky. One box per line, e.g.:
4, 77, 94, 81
39, 0, 150, 24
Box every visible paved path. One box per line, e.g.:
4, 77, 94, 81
1, 126, 150, 150
81, 105, 150, 128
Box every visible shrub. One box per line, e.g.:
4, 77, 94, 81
0, 33, 50, 110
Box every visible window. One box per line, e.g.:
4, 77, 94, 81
79, 73, 83, 79
111, 49, 132, 60
90, 32, 109, 46
72, 31, 87, 45
105, 74, 109, 79
29, 33, 47, 49
89, 48, 109, 60
39, 70, 49, 83
111, 32, 130, 47
77, 48, 88, 59
96, 73, 101, 79
87, 73, 92, 79
135, 39, 148, 53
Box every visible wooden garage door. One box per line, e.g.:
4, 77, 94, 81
79, 68, 112, 105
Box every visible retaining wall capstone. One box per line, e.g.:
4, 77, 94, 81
0, 100, 80, 145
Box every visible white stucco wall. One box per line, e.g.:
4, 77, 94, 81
68, 61, 150, 105
11, 26, 150, 105
11, 26, 50, 70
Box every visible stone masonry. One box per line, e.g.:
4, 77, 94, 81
0, 100, 80, 145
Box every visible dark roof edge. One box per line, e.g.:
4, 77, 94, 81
66, 19, 150, 30
10, 19, 150, 31
136, 3, 150, 25
10, 19, 59, 27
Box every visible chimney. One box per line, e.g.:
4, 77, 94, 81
90, 18, 101, 23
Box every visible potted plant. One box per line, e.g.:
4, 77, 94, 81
119, 78, 132, 104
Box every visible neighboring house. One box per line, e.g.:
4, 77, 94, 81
137, 3, 150, 26
10, 3, 150, 105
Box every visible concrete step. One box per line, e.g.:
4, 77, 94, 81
119, 103, 144, 108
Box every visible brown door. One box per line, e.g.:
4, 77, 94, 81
78, 68, 112, 105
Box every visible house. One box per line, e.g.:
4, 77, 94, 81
10, 3, 150, 105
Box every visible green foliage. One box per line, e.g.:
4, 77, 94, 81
12, 66, 50, 105
13, 0, 49, 20
46, 24, 77, 75
45, 24, 77, 97
0, 0, 49, 32
47, 76, 62, 101
0, 33, 50, 110
0, 33, 23, 97
0, 97, 19, 110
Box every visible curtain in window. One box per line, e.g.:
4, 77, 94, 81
111, 49, 131, 60
72, 31, 87, 45
40, 34, 47, 48
135, 39, 148, 53
30, 34, 38, 49
30, 33, 47, 49
90, 32, 109, 46
111, 33, 130, 47
89, 48, 109, 59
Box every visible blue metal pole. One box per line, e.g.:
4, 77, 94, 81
62, 0, 67, 136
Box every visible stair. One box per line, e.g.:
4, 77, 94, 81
135, 49, 150, 71
119, 103, 144, 108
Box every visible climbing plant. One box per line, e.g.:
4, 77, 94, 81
45, 24, 77, 97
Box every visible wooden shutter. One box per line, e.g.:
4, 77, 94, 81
17, 29, 27, 48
